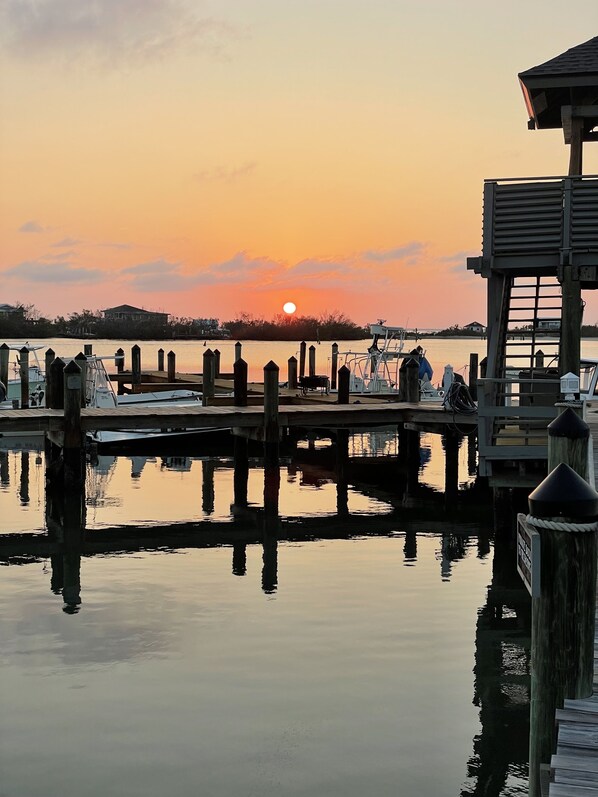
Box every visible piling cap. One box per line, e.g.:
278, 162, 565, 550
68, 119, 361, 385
528, 463, 598, 520
547, 407, 589, 439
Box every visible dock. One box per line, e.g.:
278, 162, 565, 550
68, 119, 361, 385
0, 401, 476, 437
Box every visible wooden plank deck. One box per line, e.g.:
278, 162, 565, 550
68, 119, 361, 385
0, 401, 477, 435
548, 412, 598, 795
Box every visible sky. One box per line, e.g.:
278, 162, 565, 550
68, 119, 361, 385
1, 1, 597, 328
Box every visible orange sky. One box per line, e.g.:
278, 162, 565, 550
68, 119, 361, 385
1, 1, 597, 327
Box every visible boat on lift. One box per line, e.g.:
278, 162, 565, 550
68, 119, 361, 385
338, 321, 444, 400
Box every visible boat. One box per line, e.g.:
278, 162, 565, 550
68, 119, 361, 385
82, 356, 229, 451
0, 343, 46, 406
337, 322, 445, 401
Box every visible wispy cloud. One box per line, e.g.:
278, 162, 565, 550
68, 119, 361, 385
98, 241, 132, 250
362, 242, 425, 263
0, 0, 241, 68
51, 237, 81, 247
18, 220, 45, 233
193, 161, 257, 184
5, 259, 104, 284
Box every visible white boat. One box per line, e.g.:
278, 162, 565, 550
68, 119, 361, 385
82, 356, 227, 450
1, 343, 45, 406
338, 321, 445, 401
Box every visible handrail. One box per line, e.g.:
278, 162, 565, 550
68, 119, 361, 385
484, 174, 598, 183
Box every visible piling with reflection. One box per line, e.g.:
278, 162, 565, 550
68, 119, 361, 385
331, 342, 339, 390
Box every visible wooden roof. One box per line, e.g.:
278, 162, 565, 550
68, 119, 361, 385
518, 36, 598, 131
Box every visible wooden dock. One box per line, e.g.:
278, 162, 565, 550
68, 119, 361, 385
0, 401, 477, 436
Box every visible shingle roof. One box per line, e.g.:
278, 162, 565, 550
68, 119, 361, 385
519, 36, 598, 78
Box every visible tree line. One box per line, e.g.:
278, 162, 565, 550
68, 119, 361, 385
0, 305, 369, 341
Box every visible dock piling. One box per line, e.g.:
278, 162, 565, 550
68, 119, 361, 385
131, 345, 141, 390
158, 348, 165, 372
167, 350, 176, 383
331, 343, 338, 390
0, 343, 9, 390
338, 365, 350, 404
299, 341, 306, 378
234, 358, 248, 407
19, 346, 30, 409
288, 356, 298, 389
202, 349, 215, 406
308, 345, 316, 377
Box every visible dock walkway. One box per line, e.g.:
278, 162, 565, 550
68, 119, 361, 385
0, 401, 476, 436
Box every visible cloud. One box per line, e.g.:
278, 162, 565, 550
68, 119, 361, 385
0, 0, 240, 68
51, 237, 81, 247
18, 220, 45, 233
122, 259, 181, 275
5, 260, 104, 284
362, 242, 425, 263
193, 161, 258, 184
98, 241, 132, 249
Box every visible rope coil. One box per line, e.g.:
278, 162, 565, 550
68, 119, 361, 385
525, 514, 598, 533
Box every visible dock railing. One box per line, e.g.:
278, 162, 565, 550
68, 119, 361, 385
477, 375, 560, 476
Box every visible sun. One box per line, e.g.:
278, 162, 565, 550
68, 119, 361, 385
283, 301, 297, 315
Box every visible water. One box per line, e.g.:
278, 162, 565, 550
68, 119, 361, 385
0, 337, 533, 796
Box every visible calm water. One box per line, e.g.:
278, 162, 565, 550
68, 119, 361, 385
0, 337, 533, 796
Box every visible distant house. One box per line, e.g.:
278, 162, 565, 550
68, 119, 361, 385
536, 318, 561, 331
463, 321, 486, 335
102, 304, 169, 324
0, 304, 21, 317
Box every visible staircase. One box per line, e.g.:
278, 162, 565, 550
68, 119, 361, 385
478, 275, 562, 479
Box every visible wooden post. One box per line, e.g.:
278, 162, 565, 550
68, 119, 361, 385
232, 542, 247, 576
48, 357, 65, 410
308, 345, 316, 377
234, 341, 242, 363
560, 119, 584, 379
74, 352, 87, 407
116, 348, 125, 373
331, 342, 339, 390
19, 346, 30, 408
83, 344, 93, 356
213, 349, 221, 378
299, 341, 306, 378
115, 348, 125, 395
548, 407, 589, 481
468, 352, 478, 402
44, 348, 55, 407
337, 365, 350, 404
287, 356, 298, 389
234, 358, 248, 407
0, 343, 9, 390
131, 345, 141, 390
202, 349, 215, 407
527, 464, 598, 797
157, 348, 165, 371
534, 350, 545, 369
479, 356, 487, 379
263, 361, 279, 446
167, 350, 176, 383
63, 360, 84, 488
405, 357, 420, 403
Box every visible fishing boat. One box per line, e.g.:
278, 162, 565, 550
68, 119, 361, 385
1, 343, 46, 406
82, 356, 227, 450
338, 321, 445, 401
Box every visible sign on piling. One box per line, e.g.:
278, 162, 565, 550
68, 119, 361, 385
516, 514, 540, 597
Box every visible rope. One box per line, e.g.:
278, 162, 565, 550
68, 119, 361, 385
525, 514, 598, 533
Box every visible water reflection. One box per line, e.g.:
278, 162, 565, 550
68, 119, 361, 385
0, 429, 531, 797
